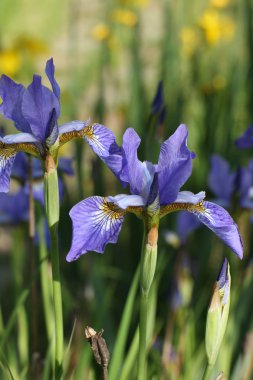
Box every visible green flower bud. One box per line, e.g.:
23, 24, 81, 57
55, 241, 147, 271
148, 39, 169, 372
205, 258, 230, 366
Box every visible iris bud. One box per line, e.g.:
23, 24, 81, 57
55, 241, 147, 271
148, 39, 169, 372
205, 258, 230, 366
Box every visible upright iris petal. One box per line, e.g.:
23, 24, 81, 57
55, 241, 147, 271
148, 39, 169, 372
158, 124, 194, 205
68, 124, 243, 261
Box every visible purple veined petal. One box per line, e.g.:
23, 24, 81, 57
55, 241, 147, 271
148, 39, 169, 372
58, 157, 74, 176
176, 211, 202, 243
208, 154, 235, 204
158, 124, 195, 205
121, 128, 156, 196
107, 194, 145, 209
3, 132, 39, 144
0, 75, 31, 133
174, 190, 206, 204
67, 196, 125, 262
236, 125, 253, 149
0, 151, 17, 192
45, 58, 60, 99
11, 152, 29, 181
189, 201, 243, 259
84, 123, 127, 186
22, 75, 60, 142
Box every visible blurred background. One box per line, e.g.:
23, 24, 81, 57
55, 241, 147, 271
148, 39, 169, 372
1, 0, 253, 379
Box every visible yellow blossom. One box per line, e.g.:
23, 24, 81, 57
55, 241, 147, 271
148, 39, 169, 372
199, 9, 235, 44
210, 0, 230, 8
0, 50, 21, 76
111, 9, 137, 27
180, 27, 199, 56
91, 23, 110, 41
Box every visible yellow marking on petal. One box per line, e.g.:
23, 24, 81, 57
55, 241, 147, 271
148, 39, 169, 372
0, 141, 40, 158
59, 124, 94, 146
160, 201, 205, 219
100, 199, 126, 220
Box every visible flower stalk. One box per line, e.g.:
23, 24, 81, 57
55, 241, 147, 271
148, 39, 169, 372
44, 154, 63, 379
138, 224, 158, 380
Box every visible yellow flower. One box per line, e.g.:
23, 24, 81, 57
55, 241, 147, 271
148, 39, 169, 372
111, 9, 137, 27
199, 9, 235, 44
210, 0, 230, 8
0, 50, 21, 76
180, 27, 199, 56
91, 23, 110, 41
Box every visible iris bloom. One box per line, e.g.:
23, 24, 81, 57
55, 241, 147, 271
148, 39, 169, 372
67, 124, 243, 261
0, 58, 107, 192
236, 125, 253, 149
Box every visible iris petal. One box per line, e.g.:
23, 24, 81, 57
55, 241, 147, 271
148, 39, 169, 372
107, 194, 145, 209
175, 190, 205, 204
67, 196, 125, 261
236, 125, 253, 149
158, 124, 194, 205
208, 155, 235, 204
84, 124, 126, 187
121, 128, 156, 196
0, 152, 17, 192
0, 75, 31, 133
22, 75, 60, 142
190, 201, 243, 259
45, 58, 60, 99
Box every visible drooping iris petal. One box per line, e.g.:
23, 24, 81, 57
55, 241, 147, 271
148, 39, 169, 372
236, 125, 253, 149
208, 155, 235, 206
22, 75, 60, 142
45, 58, 60, 99
59, 121, 126, 184
0, 142, 16, 193
67, 196, 125, 261
177, 211, 202, 243
84, 123, 126, 185
0, 75, 31, 133
158, 124, 194, 205
190, 201, 243, 259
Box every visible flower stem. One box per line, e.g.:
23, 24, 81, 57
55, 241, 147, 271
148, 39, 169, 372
202, 363, 214, 380
138, 225, 158, 380
138, 288, 149, 380
44, 155, 63, 379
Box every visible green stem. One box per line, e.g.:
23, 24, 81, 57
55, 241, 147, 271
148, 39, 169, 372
37, 206, 54, 347
44, 156, 63, 380
50, 223, 63, 379
138, 289, 149, 380
202, 363, 214, 380
137, 225, 158, 380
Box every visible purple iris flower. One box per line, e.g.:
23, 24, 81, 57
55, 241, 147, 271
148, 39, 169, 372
67, 124, 243, 261
0, 58, 107, 193
0, 188, 29, 224
236, 125, 253, 149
